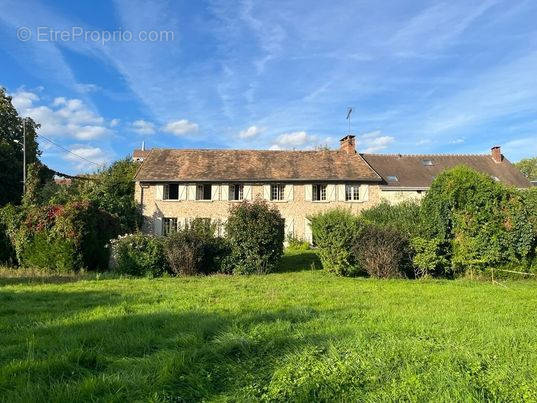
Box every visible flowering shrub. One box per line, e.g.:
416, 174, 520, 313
109, 233, 167, 277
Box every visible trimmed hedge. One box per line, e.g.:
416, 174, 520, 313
225, 200, 284, 274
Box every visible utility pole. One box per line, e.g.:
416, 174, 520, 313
22, 118, 26, 195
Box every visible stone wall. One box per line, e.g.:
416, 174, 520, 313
135, 182, 382, 241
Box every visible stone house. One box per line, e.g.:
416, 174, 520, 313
133, 136, 530, 242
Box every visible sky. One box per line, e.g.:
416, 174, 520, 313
1, 0, 536, 174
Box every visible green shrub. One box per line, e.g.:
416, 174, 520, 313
285, 235, 310, 251
109, 233, 167, 277
421, 166, 536, 276
18, 201, 121, 271
0, 210, 16, 265
310, 208, 361, 276
352, 224, 410, 278
360, 201, 423, 237
164, 218, 230, 275
225, 200, 284, 275
411, 237, 448, 278
21, 231, 79, 273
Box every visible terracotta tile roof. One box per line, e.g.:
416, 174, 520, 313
133, 149, 150, 159
134, 148, 382, 182
361, 153, 531, 188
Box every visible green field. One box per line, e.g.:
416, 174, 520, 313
1, 251, 537, 402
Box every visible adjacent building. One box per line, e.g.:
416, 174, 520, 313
133, 135, 531, 242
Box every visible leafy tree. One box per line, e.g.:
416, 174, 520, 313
515, 157, 537, 181
421, 166, 535, 275
0, 87, 41, 206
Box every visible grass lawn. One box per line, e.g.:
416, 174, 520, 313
1, 251, 537, 402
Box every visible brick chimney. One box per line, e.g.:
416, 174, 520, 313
340, 135, 356, 155
491, 146, 503, 163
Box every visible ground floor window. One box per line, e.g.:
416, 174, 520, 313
163, 217, 178, 235
345, 184, 360, 201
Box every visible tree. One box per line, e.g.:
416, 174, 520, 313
0, 87, 41, 206
515, 157, 537, 181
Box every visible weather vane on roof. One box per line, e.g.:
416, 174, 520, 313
346, 107, 353, 134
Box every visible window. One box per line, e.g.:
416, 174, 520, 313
164, 184, 179, 200
229, 184, 244, 201
386, 175, 399, 182
163, 217, 178, 235
196, 184, 212, 200
345, 184, 360, 201
271, 184, 285, 201
312, 184, 327, 201
421, 159, 434, 166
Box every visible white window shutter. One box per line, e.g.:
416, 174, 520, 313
285, 218, 294, 238
263, 185, 271, 200
188, 185, 197, 200
305, 185, 312, 201
285, 184, 294, 201
338, 184, 346, 201
359, 184, 369, 202
177, 217, 186, 230
221, 185, 229, 201
304, 218, 313, 244
155, 185, 164, 200
244, 185, 252, 200
153, 216, 163, 235
327, 184, 336, 201
211, 184, 220, 201
178, 185, 187, 201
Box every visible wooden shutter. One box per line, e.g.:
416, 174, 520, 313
285, 218, 294, 238
155, 184, 164, 200
178, 185, 187, 201
304, 218, 312, 244
305, 185, 312, 201
338, 184, 346, 201
244, 185, 252, 200
221, 185, 229, 201
327, 184, 336, 201
263, 184, 271, 200
359, 184, 369, 202
188, 185, 197, 200
153, 216, 163, 235
285, 184, 294, 201
211, 184, 219, 201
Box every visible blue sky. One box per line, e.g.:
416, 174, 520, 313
1, 0, 536, 174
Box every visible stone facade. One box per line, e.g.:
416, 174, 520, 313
379, 189, 426, 204
135, 182, 381, 241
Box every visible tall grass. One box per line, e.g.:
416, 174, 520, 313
1, 252, 536, 401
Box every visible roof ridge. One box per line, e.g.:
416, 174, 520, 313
152, 148, 339, 152
362, 153, 490, 157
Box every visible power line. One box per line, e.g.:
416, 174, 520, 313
38, 134, 106, 169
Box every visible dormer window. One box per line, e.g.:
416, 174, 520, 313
386, 175, 398, 182
196, 184, 212, 200
421, 159, 434, 166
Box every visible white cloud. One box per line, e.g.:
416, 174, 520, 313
238, 125, 264, 139
132, 120, 156, 135
357, 130, 395, 153
110, 119, 120, 128
450, 138, 465, 144
163, 119, 199, 136
271, 131, 334, 150
63, 146, 111, 171
10, 89, 111, 140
